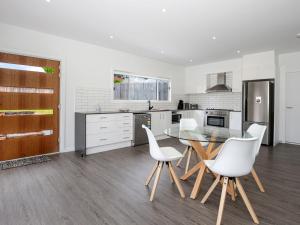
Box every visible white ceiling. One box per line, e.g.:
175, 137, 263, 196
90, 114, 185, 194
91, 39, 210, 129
0, 0, 300, 65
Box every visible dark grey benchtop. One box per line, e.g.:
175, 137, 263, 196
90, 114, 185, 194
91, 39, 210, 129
75, 109, 173, 115
75, 109, 241, 115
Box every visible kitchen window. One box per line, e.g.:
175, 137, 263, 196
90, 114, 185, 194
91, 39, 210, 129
113, 71, 171, 101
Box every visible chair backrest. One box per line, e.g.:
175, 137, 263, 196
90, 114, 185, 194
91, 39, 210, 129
180, 118, 198, 130
247, 123, 267, 156
142, 125, 165, 160
210, 137, 258, 177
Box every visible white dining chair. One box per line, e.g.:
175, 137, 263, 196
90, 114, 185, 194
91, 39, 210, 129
176, 118, 208, 173
247, 123, 267, 192
142, 125, 185, 201
201, 137, 260, 225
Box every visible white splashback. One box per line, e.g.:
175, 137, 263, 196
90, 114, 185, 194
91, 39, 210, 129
75, 86, 186, 112
187, 92, 242, 111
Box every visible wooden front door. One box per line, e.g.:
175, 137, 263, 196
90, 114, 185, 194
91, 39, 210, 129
0, 52, 60, 161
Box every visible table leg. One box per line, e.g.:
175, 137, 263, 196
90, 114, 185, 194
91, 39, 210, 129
180, 162, 202, 180
180, 136, 224, 200
191, 143, 225, 199
190, 163, 206, 199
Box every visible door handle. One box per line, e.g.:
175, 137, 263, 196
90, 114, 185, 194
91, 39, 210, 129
286, 106, 294, 109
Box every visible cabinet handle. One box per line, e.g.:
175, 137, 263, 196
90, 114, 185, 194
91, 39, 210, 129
123, 123, 130, 125
100, 127, 108, 129
123, 137, 130, 139
99, 138, 107, 141
123, 130, 130, 132
123, 116, 130, 118
100, 117, 107, 119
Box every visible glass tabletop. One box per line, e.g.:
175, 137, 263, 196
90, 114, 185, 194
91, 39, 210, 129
164, 126, 252, 143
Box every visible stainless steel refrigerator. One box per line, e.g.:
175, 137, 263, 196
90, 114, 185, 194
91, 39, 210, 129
242, 80, 274, 145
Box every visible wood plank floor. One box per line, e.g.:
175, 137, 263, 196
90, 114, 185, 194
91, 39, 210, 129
1, 138, 300, 225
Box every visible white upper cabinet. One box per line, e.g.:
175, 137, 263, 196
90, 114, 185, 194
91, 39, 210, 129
185, 59, 243, 94
184, 70, 207, 94
242, 51, 276, 81
231, 69, 242, 92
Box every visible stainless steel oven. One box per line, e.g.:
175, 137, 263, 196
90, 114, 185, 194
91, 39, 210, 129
205, 109, 230, 128
172, 112, 182, 124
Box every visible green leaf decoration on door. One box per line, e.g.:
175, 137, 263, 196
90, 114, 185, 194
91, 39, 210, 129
43, 67, 55, 74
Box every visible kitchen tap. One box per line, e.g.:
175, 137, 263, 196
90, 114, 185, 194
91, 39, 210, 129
148, 100, 153, 110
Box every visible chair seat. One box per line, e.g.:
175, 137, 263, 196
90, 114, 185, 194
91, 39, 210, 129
179, 138, 209, 147
204, 160, 250, 177
154, 147, 183, 161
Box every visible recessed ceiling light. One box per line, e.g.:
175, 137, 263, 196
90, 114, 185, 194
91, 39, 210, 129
160, 50, 165, 54
236, 50, 241, 54
212, 36, 217, 40
162, 8, 167, 13
109, 35, 114, 39
296, 33, 300, 38
46, 0, 51, 2
189, 59, 193, 62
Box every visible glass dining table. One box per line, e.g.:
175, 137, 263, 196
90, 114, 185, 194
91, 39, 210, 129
164, 126, 252, 199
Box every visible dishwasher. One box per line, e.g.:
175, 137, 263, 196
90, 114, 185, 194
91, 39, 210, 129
133, 113, 151, 146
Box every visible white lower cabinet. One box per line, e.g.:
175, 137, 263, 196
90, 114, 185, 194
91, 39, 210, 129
85, 113, 133, 153
229, 111, 242, 131
190, 110, 205, 127
150, 111, 172, 137
178, 110, 205, 127
177, 110, 189, 119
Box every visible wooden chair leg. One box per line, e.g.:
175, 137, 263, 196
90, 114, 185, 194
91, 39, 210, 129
185, 147, 192, 174
235, 178, 259, 224
176, 146, 188, 167
201, 175, 220, 204
233, 181, 238, 198
251, 168, 265, 193
149, 161, 163, 201
168, 165, 174, 183
168, 162, 185, 198
229, 179, 236, 201
216, 177, 229, 225
145, 161, 159, 186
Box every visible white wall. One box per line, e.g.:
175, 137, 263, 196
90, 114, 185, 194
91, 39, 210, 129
278, 51, 300, 143
0, 23, 185, 152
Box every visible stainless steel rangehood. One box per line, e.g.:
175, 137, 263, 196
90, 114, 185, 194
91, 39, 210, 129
206, 72, 232, 93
